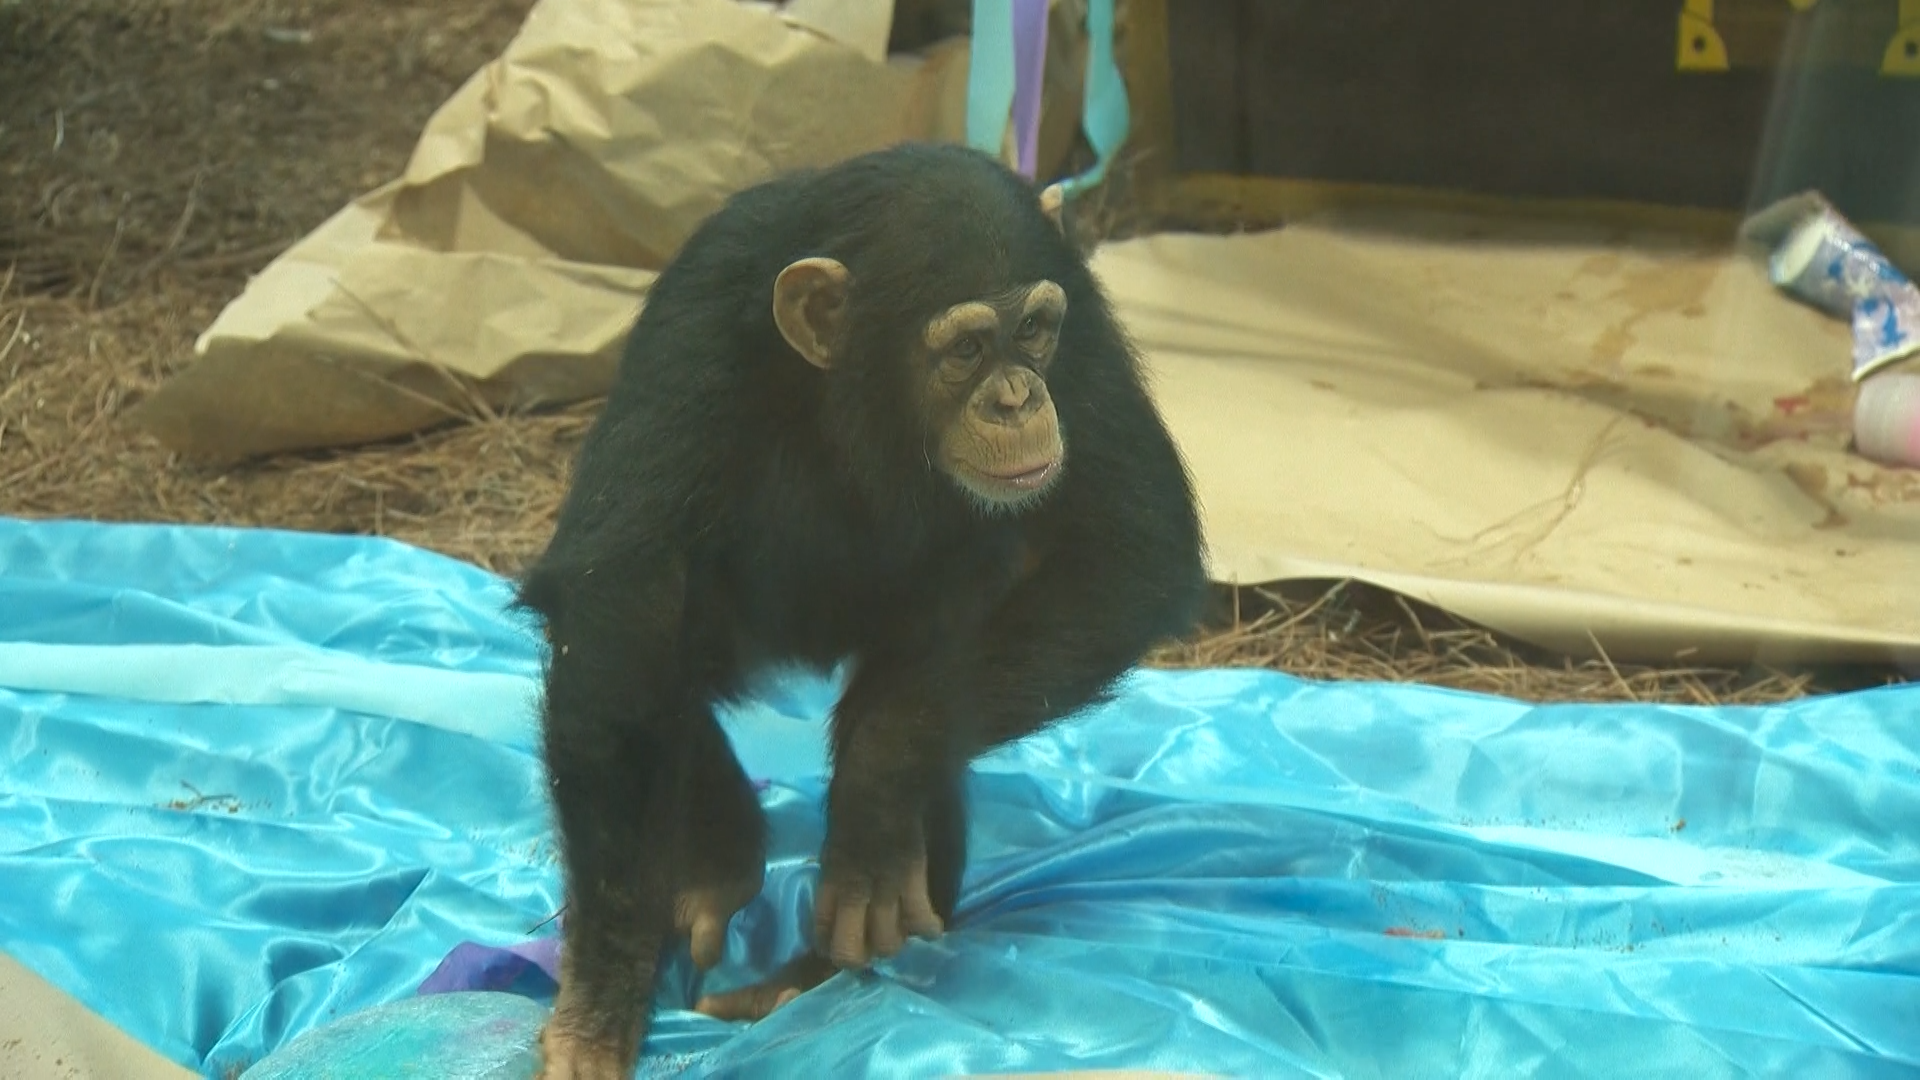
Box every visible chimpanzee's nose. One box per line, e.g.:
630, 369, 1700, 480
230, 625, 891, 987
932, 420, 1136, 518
995, 374, 1032, 413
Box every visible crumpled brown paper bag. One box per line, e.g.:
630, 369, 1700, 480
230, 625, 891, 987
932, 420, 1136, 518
1091, 208, 1920, 666
132, 0, 1088, 461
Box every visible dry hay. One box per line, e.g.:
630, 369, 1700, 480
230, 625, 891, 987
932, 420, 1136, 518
1, 0, 550, 573
1146, 580, 1874, 706
2, 0, 1902, 707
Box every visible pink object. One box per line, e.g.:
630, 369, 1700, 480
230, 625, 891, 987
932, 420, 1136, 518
1852, 371, 1920, 468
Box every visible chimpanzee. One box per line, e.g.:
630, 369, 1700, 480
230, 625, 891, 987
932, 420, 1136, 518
517, 141, 1207, 1080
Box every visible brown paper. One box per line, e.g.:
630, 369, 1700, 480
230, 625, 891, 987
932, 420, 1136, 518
782, 0, 897, 61
1091, 208, 1920, 666
0, 952, 198, 1080
134, 0, 1088, 461
138, 183, 654, 457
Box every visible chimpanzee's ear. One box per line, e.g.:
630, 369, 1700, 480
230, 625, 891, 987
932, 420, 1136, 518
1038, 184, 1065, 234
773, 257, 852, 369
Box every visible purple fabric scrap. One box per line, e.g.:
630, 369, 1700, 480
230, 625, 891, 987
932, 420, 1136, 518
417, 936, 563, 996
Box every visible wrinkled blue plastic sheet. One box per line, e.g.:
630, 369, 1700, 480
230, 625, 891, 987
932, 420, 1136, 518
1, 515, 1917, 1079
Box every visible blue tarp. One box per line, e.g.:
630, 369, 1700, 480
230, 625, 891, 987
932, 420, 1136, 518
1, 515, 1916, 1078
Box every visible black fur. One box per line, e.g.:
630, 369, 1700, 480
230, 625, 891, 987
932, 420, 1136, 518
518, 141, 1207, 1063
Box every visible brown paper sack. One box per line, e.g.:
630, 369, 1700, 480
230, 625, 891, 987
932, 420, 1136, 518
132, 0, 1089, 461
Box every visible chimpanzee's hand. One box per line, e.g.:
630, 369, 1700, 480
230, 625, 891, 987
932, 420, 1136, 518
674, 874, 762, 972
813, 828, 945, 969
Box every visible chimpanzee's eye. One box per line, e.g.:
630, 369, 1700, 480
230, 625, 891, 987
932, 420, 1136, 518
951, 335, 982, 359
1016, 315, 1040, 340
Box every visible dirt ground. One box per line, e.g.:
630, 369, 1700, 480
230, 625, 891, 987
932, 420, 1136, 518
1, 0, 1899, 705
0, 0, 574, 559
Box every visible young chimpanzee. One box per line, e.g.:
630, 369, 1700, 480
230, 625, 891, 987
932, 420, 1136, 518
517, 141, 1208, 1080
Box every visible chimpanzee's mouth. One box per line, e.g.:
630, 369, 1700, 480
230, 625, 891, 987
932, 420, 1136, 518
983, 458, 1061, 490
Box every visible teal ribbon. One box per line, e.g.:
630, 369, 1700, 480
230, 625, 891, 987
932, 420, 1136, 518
965, 0, 1131, 200
965, 0, 1018, 158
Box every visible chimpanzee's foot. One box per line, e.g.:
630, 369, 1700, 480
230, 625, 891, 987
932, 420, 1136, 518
675, 876, 760, 971
692, 951, 838, 1021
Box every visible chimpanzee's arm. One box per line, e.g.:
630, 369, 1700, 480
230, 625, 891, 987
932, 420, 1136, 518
816, 424, 1207, 967
955, 541, 1202, 751
945, 376, 1210, 752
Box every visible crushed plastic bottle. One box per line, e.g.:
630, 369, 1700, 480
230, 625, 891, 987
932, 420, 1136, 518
241, 991, 548, 1080
1743, 190, 1920, 380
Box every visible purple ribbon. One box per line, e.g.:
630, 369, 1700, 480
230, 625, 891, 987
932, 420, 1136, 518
1009, 0, 1049, 177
